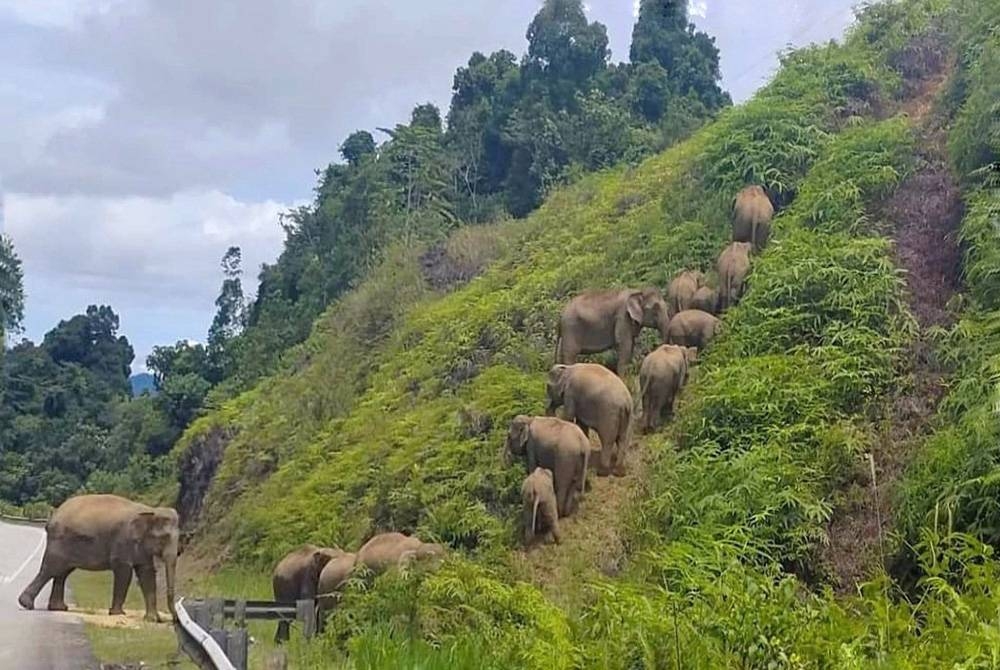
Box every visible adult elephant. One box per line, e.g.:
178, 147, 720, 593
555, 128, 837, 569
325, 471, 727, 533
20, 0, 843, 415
504, 415, 589, 518
546, 363, 633, 477
17, 494, 179, 624
732, 185, 774, 252
355, 533, 446, 574
316, 552, 358, 619
718, 241, 752, 311
667, 270, 705, 315
555, 287, 671, 375
272, 544, 344, 642
665, 310, 721, 350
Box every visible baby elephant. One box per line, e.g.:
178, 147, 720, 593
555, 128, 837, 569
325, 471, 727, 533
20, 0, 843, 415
665, 310, 721, 350
667, 270, 706, 314
521, 468, 561, 545
272, 544, 344, 642
691, 286, 719, 315
639, 345, 697, 432
504, 415, 589, 517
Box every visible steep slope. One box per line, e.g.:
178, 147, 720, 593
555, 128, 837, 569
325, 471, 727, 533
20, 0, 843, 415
172, 1, 1000, 667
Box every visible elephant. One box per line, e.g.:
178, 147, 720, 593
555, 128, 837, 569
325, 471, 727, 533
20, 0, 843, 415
555, 287, 671, 376
667, 270, 706, 315
17, 494, 179, 624
546, 363, 633, 477
355, 532, 446, 575
316, 552, 357, 619
732, 185, 774, 252
521, 468, 561, 545
691, 286, 719, 315
718, 241, 752, 311
665, 310, 721, 350
272, 544, 344, 642
639, 345, 697, 432
504, 415, 589, 518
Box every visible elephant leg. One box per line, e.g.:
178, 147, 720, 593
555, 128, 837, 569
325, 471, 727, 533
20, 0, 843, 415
557, 333, 580, 365
18, 557, 58, 610
275, 621, 291, 645
47, 569, 74, 611
556, 481, 572, 518
595, 425, 615, 477
109, 563, 133, 616
135, 564, 160, 623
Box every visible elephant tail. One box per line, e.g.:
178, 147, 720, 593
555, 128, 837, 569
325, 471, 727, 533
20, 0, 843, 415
532, 497, 541, 536
620, 403, 634, 450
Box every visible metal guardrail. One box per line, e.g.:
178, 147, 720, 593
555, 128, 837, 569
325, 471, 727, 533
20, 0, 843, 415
175, 596, 315, 670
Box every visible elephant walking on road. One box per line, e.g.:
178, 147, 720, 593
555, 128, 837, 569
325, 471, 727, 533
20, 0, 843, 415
521, 468, 561, 545
546, 363, 633, 477
733, 185, 774, 252
639, 345, 697, 432
504, 415, 589, 517
555, 288, 671, 375
18, 494, 179, 624
272, 544, 344, 642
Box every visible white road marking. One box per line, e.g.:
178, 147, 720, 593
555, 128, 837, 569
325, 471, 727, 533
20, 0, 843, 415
0, 535, 45, 585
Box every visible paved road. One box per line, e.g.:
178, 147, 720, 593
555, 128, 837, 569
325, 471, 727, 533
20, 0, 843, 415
0, 520, 97, 670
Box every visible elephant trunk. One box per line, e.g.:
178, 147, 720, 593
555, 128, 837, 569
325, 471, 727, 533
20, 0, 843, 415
658, 312, 671, 343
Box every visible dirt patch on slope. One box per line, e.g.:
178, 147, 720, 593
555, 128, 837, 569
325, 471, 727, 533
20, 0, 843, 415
823, 65, 963, 592
510, 431, 651, 605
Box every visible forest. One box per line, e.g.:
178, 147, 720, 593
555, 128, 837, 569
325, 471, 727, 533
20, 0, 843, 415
0, 0, 729, 508
3, 0, 1000, 667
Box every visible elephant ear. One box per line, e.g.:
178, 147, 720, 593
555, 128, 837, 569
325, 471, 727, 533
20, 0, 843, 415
128, 512, 160, 562
625, 292, 644, 325
548, 365, 570, 396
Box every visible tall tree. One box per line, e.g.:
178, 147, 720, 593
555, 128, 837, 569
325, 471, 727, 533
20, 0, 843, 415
524, 0, 610, 109
0, 235, 24, 344
630, 0, 730, 111
208, 246, 246, 374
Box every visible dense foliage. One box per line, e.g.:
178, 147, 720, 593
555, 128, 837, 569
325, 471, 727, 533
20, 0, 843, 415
0, 234, 24, 343
0, 306, 147, 504
223, 0, 729, 390
167, 1, 1000, 667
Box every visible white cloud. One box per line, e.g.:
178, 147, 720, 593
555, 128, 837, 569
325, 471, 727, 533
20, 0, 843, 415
688, 0, 708, 19
5, 189, 290, 306
0, 0, 124, 28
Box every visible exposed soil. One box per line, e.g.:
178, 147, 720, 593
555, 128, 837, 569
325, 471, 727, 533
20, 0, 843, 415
823, 60, 963, 593
175, 425, 234, 530
511, 429, 652, 604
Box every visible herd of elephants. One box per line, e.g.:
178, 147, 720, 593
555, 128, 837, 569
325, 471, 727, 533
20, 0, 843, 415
15, 186, 775, 642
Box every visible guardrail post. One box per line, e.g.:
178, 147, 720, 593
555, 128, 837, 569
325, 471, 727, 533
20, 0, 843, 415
233, 599, 247, 628
226, 629, 248, 670
296, 599, 317, 639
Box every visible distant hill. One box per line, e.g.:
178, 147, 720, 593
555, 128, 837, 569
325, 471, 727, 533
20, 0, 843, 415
129, 372, 156, 397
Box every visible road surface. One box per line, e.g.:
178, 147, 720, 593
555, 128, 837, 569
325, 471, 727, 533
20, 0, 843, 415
0, 520, 97, 670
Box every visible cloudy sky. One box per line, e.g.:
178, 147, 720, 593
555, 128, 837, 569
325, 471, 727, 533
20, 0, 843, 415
1, 0, 855, 371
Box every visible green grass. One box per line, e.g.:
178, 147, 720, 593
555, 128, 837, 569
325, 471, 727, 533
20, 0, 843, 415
163, 0, 1000, 666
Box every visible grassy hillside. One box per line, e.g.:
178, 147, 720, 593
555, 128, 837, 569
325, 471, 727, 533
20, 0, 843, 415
171, 0, 1000, 666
